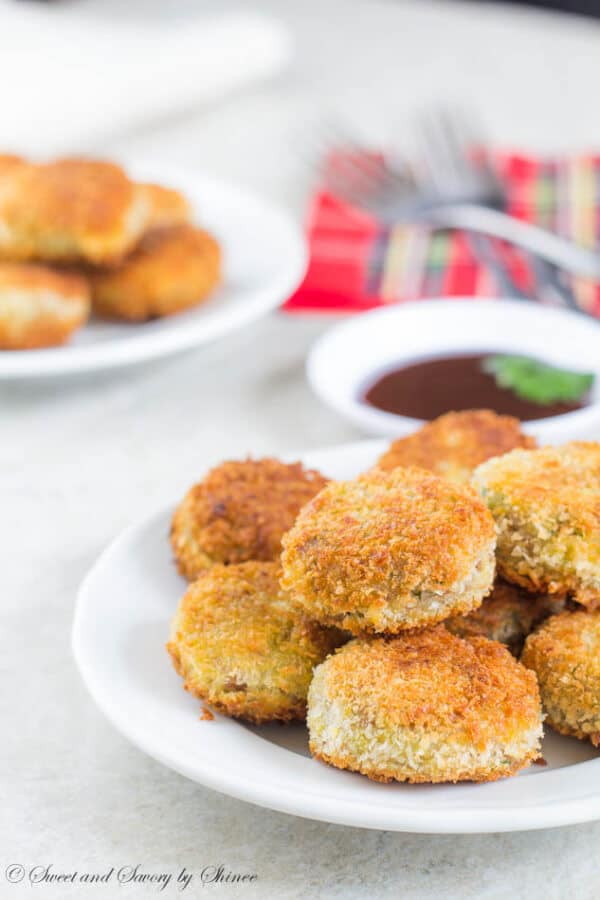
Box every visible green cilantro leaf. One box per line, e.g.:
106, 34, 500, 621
482, 355, 594, 406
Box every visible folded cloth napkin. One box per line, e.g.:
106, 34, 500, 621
284, 153, 600, 316
0, 6, 291, 154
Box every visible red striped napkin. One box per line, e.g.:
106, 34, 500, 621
284, 153, 600, 315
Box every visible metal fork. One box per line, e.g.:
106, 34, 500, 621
410, 109, 529, 300
320, 121, 600, 281
411, 108, 579, 309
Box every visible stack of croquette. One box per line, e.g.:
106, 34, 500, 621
167, 410, 600, 784
0, 155, 220, 350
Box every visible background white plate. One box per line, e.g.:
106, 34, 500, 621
73, 439, 600, 833
0, 160, 306, 378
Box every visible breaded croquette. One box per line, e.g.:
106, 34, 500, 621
307, 628, 543, 783
0, 261, 90, 349
89, 225, 220, 322
0, 158, 150, 265
522, 610, 600, 746
473, 442, 600, 608
143, 183, 191, 230
167, 561, 344, 723
445, 578, 567, 656
280, 466, 496, 635
171, 458, 328, 581
376, 409, 535, 484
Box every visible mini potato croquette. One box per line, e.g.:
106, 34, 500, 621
522, 610, 600, 746
376, 409, 535, 484
445, 578, 567, 656
0, 261, 90, 349
280, 466, 496, 634
0, 159, 150, 265
143, 183, 191, 230
521, 610, 600, 747
307, 628, 543, 783
473, 442, 600, 607
171, 458, 328, 581
167, 561, 344, 723
89, 225, 220, 321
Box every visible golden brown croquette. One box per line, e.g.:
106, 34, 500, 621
307, 628, 543, 783
167, 561, 344, 723
0, 158, 150, 265
89, 225, 220, 321
143, 183, 191, 230
445, 578, 567, 656
0, 261, 90, 349
522, 610, 600, 746
376, 410, 535, 484
473, 442, 600, 608
171, 458, 328, 581
280, 466, 496, 635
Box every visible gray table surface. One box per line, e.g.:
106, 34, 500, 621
4, 1, 600, 898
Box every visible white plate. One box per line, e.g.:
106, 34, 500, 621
307, 300, 600, 444
73, 439, 600, 834
0, 160, 306, 378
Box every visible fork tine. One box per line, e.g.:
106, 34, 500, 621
315, 123, 414, 208
443, 107, 502, 193
413, 110, 456, 193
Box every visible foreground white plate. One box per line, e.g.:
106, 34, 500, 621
73, 440, 600, 833
0, 159, 306, 378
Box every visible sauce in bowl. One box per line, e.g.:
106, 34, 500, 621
363, 353, 587, 421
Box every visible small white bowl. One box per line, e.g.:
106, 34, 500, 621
307, 298, 600, 444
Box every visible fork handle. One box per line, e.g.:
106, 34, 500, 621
422, 204, 600, 280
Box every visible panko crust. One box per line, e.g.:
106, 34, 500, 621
143, 183, 191, 230
167, 561, 344, 723
473, 442, 600, 607
0, 158, 150, 265
445, 578, 567, 656
0, 154, 25, 177
0, 261, 89, 297
280, 466, 496, 634
0, 261, 90, 349
90, 225, 220, 321
376, 409, 535, 484
522, 610, 600, 746
171, 458, 328, 581
307, 629, 543, 783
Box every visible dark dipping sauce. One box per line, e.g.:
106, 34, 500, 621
363, 353, 586, 421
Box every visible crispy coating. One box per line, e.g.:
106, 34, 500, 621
473, 442, 600, 608
0, 154, 24, 177
445, 578, 567, 656
376, 410, 535, 484
307, 628, 543, 783
171, 458, 328, 581
280, 466, 496, 634
167, 561, 344, 723
522, 610, 600, 746
89, 225, 220, 321
143, 183, 191, 230
0, 261, 90, 349
0, 158, 150, 265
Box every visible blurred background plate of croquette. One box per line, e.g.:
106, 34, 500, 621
0, 157, 306, 377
